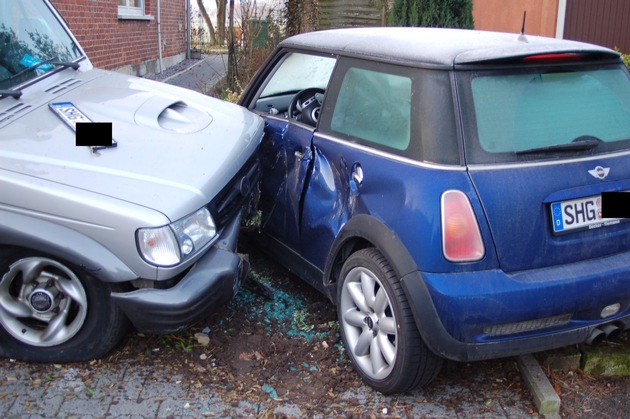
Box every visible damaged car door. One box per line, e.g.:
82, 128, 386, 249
246, 52, 336, 273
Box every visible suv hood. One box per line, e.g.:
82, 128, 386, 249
0, 68, 264, 221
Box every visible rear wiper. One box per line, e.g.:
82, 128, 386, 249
516, 136, 602, 155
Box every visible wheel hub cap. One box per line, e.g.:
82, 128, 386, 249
29, 290, 54, 313
364, 315, 379, 336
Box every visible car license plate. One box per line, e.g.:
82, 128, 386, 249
49, 102, 92, 130
551, 194, 623, 234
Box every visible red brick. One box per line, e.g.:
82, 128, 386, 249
50, 0, 186, 70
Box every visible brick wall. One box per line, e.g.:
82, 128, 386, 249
50, 0, 187, 75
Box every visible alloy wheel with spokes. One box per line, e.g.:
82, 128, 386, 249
337, 247, 443, 394
0, 256, 88, 347
339, 264, 398, 380
0, 249, 128, 363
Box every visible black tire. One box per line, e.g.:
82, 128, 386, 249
0, 248, 128, 362
337, 247, 443, 394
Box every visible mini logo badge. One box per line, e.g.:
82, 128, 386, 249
588, 166, 610, 180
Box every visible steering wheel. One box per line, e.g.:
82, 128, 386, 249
288, 88, 325, 127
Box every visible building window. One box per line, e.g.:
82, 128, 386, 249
118, 0, 151, 19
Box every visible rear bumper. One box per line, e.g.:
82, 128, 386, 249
402, 250, 630, 362
111, 212, 247, 333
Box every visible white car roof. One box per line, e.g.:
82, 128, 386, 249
280, 27, 618, 68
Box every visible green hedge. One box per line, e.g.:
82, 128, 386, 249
615, 48, 630, 68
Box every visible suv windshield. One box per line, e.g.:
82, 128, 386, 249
459, 63, 630, 164
0, 0, 82, 90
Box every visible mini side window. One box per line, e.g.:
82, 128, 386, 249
331, 68, 411, 151
319, 59, 460, 165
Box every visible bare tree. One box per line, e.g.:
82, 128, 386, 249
284, 0, 319, 36
228, 0, 282, 92
216, 0, 227, 45
196, 0, 217, 45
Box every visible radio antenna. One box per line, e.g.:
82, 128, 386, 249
517, 10, 529, 43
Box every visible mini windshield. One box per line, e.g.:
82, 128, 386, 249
459, 63, 630, 164
0, 0, 82, 90
260, 52, 336, 98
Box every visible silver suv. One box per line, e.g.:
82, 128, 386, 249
0, 0, 264, 362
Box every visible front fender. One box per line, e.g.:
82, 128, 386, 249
0, 209, 139, 283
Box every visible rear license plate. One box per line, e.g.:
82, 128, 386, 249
551, 195, 622, 234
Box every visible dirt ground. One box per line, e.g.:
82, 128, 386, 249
545, 331, 630, 418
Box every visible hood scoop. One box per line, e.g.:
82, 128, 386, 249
134, 95, 212, 134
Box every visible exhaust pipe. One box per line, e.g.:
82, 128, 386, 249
600, 323, 621, 341
585, 322, 622, 346
585, 327, 606, 346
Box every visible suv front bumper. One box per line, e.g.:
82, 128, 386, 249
111, 212, 246, 333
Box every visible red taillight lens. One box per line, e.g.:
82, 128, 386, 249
441, 190, 485, 262
522, 53, 582, 63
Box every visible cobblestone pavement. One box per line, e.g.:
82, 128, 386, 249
0, 354, 537, 418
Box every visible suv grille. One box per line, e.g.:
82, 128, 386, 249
209, 156, 260, 229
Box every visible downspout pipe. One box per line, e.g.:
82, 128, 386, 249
157, 0, 164, 73
556, 0, 567, 39
186, 0, 191, 59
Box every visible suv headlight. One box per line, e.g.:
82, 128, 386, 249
137, 207, 216, 266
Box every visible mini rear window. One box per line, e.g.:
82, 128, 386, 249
459, 63, 630, 164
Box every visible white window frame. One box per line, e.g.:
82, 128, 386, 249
118, 0, 152, 20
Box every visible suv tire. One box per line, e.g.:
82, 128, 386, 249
0, 248, 128, 362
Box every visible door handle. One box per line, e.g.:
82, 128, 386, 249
351, 164, 364, 188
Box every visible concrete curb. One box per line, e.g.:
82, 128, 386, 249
518, 354, 561, 418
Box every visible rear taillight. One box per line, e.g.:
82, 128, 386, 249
441, 190, 485, 262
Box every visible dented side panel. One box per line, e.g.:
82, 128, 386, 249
300, 142, 354, 268
259, 118, 314, 251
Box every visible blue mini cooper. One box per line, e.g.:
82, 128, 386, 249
239, 27, 630, 393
